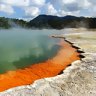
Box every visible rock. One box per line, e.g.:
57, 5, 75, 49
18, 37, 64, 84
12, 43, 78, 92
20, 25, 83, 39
0, 29, 96, 96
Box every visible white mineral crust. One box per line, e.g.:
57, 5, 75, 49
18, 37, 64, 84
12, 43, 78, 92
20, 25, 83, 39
0, 29, 96, 96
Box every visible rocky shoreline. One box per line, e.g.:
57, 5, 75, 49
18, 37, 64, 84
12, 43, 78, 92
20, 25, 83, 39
0, 29, 96, 96
0, 37, 79, 92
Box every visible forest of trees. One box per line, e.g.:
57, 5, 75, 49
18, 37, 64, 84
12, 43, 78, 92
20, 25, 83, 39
0, 15, 96, 29
0, 17, 28, 29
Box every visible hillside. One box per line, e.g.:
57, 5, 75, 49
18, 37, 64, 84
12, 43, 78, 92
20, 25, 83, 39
0, 17, 28, 29
0, 15, 96, 29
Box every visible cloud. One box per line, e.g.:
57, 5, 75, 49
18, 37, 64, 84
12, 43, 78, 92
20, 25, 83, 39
0, 0, 45, 7
24, 6, 40, 17
88, 0, 96, 4
0, 0, 29, 6
57, 10, 80, 16
82, 0, 91, 8
60, 0, 76, 4
0, 4, 14, 14
52, 0, 91, 11
30, 0, 45, 6
45, 3, 57, 15
50, 0, 92, 16
64, 2, 81, 11
0, 0, 45, 19
0, 0, 96, 19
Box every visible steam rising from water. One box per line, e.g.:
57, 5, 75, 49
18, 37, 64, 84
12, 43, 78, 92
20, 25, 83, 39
0, 28, 66, 73
0, 28, 87, 73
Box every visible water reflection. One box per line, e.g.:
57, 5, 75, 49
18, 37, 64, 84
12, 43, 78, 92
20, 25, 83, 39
0, 28, 61, 73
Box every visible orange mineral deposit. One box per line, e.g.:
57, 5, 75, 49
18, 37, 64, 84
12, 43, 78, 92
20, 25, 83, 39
0, 40, 80, 92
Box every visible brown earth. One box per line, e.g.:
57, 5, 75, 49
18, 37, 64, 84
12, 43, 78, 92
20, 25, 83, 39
0, 39, 80, 92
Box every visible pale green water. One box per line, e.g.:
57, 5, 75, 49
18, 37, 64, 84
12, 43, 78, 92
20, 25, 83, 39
0, 28, 63, 74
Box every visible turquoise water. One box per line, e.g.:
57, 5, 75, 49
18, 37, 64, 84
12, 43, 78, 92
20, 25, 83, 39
0, 28, 62, 73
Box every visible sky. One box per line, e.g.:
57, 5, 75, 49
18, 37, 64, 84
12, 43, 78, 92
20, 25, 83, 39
0, 0, 96, 20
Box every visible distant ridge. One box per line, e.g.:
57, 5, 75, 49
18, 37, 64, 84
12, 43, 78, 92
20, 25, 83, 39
28, 15, 79, 29
0, 15, 96, 29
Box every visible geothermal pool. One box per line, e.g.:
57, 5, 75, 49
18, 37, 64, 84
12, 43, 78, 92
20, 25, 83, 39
0, 28, 80, 91
0, 28, 65, 73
